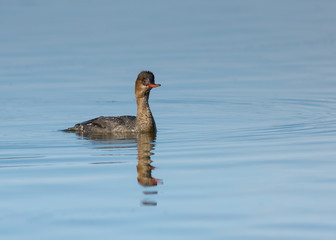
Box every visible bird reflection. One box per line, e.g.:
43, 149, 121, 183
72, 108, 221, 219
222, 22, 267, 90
73, 131, 162, 206
136, 133, 162, 187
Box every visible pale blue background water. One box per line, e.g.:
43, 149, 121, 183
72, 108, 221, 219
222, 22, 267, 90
1, 1, 336, 239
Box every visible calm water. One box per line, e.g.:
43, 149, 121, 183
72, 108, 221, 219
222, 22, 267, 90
1, 1, 336, 239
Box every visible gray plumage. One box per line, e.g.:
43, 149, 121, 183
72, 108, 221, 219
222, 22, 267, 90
64, 71, 161, 135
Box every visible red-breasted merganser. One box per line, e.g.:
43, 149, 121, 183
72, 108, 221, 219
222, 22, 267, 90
65, 71, 161, 134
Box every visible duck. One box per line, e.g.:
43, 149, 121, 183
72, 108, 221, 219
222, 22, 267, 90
65, 71, 161, 134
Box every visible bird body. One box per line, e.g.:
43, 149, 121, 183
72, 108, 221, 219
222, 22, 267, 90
65, 71, 160, 135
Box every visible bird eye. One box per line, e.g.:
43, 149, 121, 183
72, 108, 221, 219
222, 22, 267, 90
142, 79, 148, 86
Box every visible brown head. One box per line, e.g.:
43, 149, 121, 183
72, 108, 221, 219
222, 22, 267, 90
135, 71, 161, 98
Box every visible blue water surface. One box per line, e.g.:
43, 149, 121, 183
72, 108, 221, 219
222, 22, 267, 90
1, 1, 336, 239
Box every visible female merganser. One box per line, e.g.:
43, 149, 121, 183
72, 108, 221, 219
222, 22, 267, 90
65, 71, 161, 134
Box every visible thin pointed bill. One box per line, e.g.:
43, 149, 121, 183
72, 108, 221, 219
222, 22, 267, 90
148, 84, 161, 88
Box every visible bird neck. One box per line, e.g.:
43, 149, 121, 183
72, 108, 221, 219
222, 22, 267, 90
136, 93, 156, 132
